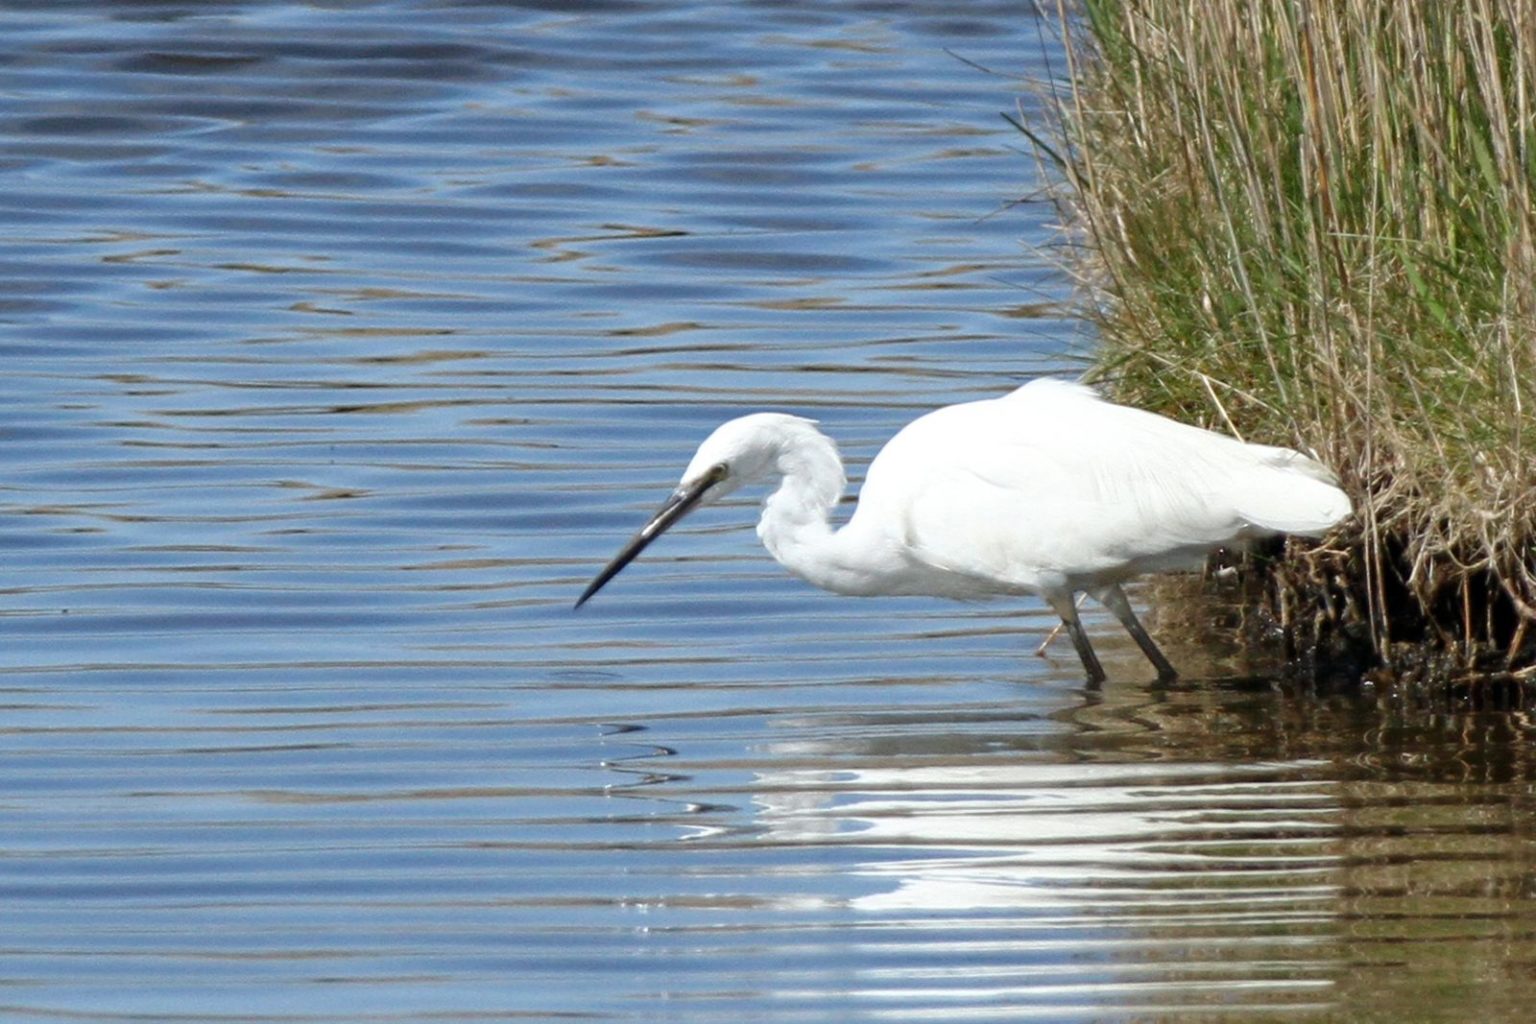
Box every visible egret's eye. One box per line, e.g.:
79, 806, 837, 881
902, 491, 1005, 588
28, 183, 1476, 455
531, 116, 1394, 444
682, 462, 728, 496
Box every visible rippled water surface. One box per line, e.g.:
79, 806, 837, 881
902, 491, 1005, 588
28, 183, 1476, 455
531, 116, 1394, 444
3, 3, 1536, 1022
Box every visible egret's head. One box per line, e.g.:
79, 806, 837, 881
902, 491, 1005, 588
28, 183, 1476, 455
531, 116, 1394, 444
574, 413, 826, 608
681, 413, 823, 495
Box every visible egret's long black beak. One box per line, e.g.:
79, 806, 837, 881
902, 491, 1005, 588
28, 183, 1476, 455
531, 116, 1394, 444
575, 464, 726, 609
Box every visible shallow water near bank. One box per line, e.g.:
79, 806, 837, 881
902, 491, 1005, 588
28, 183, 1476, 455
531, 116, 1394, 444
1, 3, 1535, 1022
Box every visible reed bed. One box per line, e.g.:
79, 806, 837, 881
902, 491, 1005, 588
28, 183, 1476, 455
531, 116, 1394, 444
1026, 0, 1536, 679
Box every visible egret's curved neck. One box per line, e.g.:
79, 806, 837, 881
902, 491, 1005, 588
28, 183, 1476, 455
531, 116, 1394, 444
755, 429, 893, 596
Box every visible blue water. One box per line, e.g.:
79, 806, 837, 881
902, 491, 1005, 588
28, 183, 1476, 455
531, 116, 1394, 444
2, 3, 1534, 1022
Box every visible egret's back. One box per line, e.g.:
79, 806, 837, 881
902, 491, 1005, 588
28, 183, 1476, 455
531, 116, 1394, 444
852, 379, 1351, 595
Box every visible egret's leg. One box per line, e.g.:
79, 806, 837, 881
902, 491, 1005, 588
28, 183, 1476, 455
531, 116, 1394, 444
1046, 593, 1106, 684
1091, 584, 1178, 682
1033, 593, 1087, 656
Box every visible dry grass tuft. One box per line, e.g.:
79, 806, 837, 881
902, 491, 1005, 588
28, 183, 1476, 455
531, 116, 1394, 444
1024, 0, 1536, 674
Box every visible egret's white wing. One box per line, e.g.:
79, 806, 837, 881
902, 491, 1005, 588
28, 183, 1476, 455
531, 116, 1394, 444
855, 380, 1348, 593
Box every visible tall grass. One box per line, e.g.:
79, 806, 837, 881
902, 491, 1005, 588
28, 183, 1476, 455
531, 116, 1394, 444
1028, 0, 1536, 673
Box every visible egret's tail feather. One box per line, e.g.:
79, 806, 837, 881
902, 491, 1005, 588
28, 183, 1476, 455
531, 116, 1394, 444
1237, 448, 1352, 537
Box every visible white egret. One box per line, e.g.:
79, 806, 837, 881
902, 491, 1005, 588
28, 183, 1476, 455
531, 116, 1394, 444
576, 379, 1352, 682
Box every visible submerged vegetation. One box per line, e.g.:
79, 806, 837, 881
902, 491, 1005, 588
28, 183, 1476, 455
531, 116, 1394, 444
1024, 0, 1536, 682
